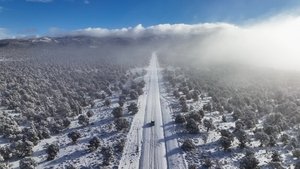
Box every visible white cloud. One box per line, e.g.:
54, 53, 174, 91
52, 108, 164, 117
69, 14, 300, 71
48, 27, 63, 35
1, 11, 299, 71
83, 0, 89, 4
71, 23, 237, 38
26, 0, 53, 3
0, 28, 10, 39
195, 15, 300, 70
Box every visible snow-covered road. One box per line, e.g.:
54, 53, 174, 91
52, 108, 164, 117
139, 53, 168, 169
120, 53, 186, 169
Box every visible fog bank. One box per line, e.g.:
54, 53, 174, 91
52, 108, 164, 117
71, 14, 300, 71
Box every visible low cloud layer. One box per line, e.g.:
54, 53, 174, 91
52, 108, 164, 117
26, 0, 53, 3
198, 15, 300, 71
71, 14, 300, 71
71, 23, 236, 38
0, 28, 10, 39
2, 13, 300, 71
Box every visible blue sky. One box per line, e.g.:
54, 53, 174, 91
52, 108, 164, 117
0, 0, 300, 36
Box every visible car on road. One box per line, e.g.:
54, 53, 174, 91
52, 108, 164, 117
150, 120, 155, 126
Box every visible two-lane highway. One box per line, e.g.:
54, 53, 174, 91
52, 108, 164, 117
120, 52, 186, 169
139, 53, 168, 169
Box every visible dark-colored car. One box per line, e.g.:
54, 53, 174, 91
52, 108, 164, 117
150, 120, 155, 126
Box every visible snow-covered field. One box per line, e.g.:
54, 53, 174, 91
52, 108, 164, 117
119, 59, 150, 169
2, 53, 298, 169
1, 53, 188, 169
0, 70, 144, 169
2, 95, 135, 169
159, 68, 188, 169
160, 69, 299, 169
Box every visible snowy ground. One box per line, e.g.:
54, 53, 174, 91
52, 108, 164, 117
119, 60, 150, 169
161, 73, 298, 169
1, 53, 188, 169
159, 67, 188, 169
1, 73, 144, 169
4, 53, 297, 169
30, 95, 135, 169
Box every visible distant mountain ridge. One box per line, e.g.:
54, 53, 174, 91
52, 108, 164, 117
0, 34, 165, 49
